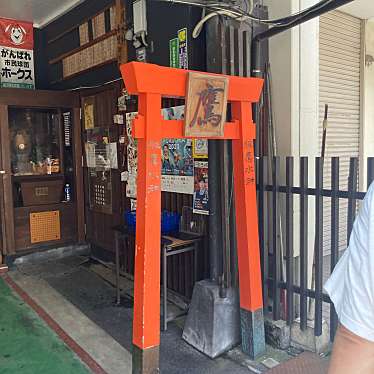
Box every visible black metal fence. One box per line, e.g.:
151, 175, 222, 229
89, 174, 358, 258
256, 156, 374, 341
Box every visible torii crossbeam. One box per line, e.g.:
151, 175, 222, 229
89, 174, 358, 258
120, 62, 265, 374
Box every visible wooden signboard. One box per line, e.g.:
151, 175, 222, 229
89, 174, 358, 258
82, 96, 95, 130
184, 72, 228, 137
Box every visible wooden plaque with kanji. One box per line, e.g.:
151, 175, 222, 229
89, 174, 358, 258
184, 72, 228, 137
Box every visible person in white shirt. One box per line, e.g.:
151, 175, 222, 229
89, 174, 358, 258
325, 182, 374, 373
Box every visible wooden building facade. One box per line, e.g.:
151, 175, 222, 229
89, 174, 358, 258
0, 0, 210, 299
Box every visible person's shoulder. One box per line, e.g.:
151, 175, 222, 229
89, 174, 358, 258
362, 181, 374, 214
366, 181, 374, 200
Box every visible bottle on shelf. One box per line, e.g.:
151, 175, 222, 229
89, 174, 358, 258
46, 157, 52, 175
64, 183, 71, 202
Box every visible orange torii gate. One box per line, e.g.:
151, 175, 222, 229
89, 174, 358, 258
120, 62, 265, 374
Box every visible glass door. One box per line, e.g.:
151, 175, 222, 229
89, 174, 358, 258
0, 169, 4, 263
0, 104, 14, 256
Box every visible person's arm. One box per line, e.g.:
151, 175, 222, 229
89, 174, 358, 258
365, 183, 374, 307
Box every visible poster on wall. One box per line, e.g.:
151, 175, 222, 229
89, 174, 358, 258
126, 175, 137, 199
169, 37, 179, 68
83, 96, 95, 129
85, 142, 96, 168
178, 28, 188, 69
126, 112, 138, 198
161, 105, 193, 194
0, 18, 34, 89
130, 199, 137, 211
169, 27, 188, 69
162, 105, 185, 120
161, 138, 194, 194
125, 107, 206, 196
193, 139, 208, 158
193, 161, 209, 215
106, 142, 118, 169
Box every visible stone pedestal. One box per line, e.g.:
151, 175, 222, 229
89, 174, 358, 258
182, 280, 241, 358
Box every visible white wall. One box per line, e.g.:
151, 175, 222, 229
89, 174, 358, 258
263, 0, 320, 292
264, 0, 320, 158
361, 19, 374, 189
263, 0, 295, 156
299, 11, 320, 158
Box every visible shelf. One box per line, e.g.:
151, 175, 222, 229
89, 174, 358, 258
14, 201, 75, 212
84, 124, 124, 132
12, 174, 65, 182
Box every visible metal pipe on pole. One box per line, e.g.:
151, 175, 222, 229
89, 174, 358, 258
208, 139, 223, 283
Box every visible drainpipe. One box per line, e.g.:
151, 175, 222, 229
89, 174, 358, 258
251, 0, 355, 78
208, 140, 223, 283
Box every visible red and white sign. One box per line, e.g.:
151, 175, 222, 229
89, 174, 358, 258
0, 18, 33, 49
0, 18, 34, 89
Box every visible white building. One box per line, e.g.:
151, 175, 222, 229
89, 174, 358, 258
266, 0, 373, 180
263, 0, 374, 259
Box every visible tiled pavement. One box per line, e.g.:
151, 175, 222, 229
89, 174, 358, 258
268, 352, 329, 374
6, 252, 335, 374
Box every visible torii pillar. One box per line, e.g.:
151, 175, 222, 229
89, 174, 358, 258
120, 62, 265, 374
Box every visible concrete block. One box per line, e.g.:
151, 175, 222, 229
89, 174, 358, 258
264, 318, 291, 350
182, 280, 240, 358
291, 318, 330, 354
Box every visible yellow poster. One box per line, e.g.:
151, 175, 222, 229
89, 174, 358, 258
192, 139, 208, 158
